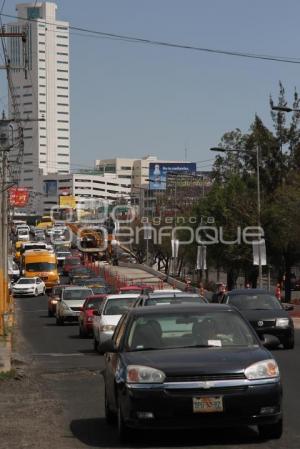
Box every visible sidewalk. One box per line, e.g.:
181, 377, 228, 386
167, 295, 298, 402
0, 336, 11, 373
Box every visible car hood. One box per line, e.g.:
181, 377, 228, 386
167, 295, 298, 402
101, 315, 122, 326
63, 299, 86, 307
239, 309, 289, 321
122, 346, 270, 376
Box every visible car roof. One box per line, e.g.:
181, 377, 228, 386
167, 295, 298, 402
63, 286, 93, 290
106, 294, 140, 300
129, 303, 233, 316
19, 277, 38, 281
227, 288, 269, 295
85, 294, 106, 299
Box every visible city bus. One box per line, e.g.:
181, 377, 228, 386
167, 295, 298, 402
22, 249, 59, 289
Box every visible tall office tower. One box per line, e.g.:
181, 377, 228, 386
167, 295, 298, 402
7, 2, 70, 211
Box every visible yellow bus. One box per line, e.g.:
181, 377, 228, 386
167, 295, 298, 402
36, 215, 53, 229
22, 249, 59, 289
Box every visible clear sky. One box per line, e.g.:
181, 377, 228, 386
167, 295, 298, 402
2, 0, 300, 171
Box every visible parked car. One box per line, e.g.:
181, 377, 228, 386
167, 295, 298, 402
101, 304, 282, 442
56, 286, 93, 325
8, 257, 20, 281
62, 256, 82, 275
12, 277, 46, 297
79, 294, 107, 337
134, 292, 207, 307
92, 294, 139, 352
221, 289, 294, 349
47, 285, 65, 317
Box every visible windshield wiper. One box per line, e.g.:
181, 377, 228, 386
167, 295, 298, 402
130, 347, 167, 352
181, 344, 221, 349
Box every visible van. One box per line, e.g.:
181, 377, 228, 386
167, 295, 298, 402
23, 249, 59, 288
17, 227, 30, 241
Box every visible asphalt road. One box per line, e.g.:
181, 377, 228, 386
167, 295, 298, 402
14, 294, 300, 449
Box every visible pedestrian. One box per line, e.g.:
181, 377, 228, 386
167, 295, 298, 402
211, 283, 226, 303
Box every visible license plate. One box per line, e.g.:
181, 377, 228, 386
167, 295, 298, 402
193, 396, 223, 413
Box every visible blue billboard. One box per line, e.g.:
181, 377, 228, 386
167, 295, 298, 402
149, 162, 196, 190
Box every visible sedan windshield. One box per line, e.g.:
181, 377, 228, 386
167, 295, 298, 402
63, 289, 92, 300
226, 294, 282, 310
26, 263, 56, 272
85, 298, 104, 309
104, 298, 136, 315
16, 278, 35, 284
126, 311, 257, 351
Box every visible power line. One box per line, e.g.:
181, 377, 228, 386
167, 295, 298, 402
1, 12, 300, 65
0, 0, 5, 14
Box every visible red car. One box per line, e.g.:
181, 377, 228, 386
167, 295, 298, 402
79, 294, 107, 337
62, 256, 82, 276
118, 285, 154, 294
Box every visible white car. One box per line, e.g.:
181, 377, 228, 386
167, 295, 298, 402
56, 286, 93, 325
12, 277, 46, 297
92, 294, 139, 352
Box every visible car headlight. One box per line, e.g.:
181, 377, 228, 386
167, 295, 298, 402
126, 365, 166, 384
276, 318, 289, 328
100, 324, 116, 332
245, 359, 279, 380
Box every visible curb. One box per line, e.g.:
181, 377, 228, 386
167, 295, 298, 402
0, 335, 12, 373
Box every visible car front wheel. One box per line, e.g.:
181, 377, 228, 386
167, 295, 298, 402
259, 418, 283, 440
118, 404, 132, 443
56, 316, 64, 326
283, 336, 294, 349
105, 387, 116, 424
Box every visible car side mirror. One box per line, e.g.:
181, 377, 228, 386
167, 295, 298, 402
99, 338, 116, 353
261, 334, 280, 349
93, 310, 100, 316
283, 303, 294, 311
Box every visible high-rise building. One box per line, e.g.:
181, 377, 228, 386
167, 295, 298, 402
7, 2, 70, 211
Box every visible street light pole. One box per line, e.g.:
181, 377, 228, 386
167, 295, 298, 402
210, 146, 263, 287
256, 145, 263, 288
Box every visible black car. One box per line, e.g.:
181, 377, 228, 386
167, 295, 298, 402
134, 292, 207, 307
101, 304, 282, 442
221, 289, 294, 349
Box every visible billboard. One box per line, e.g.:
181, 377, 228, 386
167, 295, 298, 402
9, 187, 30, 207
43, 180, 58, 196
149, 162, 196, 190
59, 195, 76, 209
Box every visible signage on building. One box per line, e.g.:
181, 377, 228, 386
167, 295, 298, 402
59, 195, 76, 209
149, 162, 196, 190
9, 187, 30, 207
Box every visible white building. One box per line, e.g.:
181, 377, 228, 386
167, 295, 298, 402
95, 155, 188, 190
40, 172, 132, 215
7, 2, 70, 210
